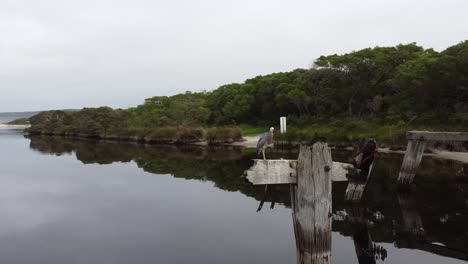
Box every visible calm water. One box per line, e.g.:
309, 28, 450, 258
0, 127, 467, 264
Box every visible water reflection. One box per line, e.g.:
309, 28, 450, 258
27, 135, 468, 263
28, 135, 294, 204
347, 206, 387, 264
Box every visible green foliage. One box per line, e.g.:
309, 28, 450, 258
27, 107, 241, 143
26, 40, 468, 143
7, 118, 30, 125
130, 92, 210, 127
206, 127, 242, 145
239, 125, 269, 136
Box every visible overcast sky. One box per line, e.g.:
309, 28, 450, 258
0, 0, 467, 112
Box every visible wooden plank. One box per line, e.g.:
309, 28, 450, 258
407, 130, 468, 141
292, 143, 332, 264
398, 139, 427, 185
245, 160, 352, 185
245, 159, 297, 185
344, 164, 373, 201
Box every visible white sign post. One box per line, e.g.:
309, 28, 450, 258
280, 116, 287, 134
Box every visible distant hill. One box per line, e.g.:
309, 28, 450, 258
0, 111, 41, 123
0, 109, 79, 123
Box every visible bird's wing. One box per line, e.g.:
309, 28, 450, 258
256, 133, 268, 154
267, 132, 274, 144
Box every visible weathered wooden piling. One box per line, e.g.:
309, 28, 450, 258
344, 164, 373, 201
244, 142, 355, 264
343, 140, 377, 201
291, 144, 332, 264
398, 131, 468, 185
398, 140, 427, 185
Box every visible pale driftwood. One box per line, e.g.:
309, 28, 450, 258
245, 160, 352, 185
407, 131, 468, 141
344, 164, 373, 201
398, 140, 427, 185
291, 143, 332, 264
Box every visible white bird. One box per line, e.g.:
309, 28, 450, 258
256, 127, 274, 160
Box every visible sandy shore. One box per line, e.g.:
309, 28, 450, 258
426, 150, 468, 163
0, 124, 30, 129
376, 148, 468, 164
229, 135, 260, 148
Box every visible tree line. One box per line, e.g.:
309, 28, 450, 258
28, 40, 468, 137
132, 40, 468, 126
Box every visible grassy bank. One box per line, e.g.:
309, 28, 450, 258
25, 109, 243, 145
266, 117, 468, 149
239, 125, 269, 136
27, 125, 242, 145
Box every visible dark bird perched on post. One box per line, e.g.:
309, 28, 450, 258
256, 127, 274, 160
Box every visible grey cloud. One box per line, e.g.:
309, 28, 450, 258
1, 0, 467, 111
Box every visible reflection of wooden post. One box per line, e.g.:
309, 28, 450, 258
352, 224, 375, 264
398, 192, 425, 237
398, 140, 427, 185
291, 143, 332, 264
347, 206, 387, 263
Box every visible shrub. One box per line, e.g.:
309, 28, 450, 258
206, 127, 242, 145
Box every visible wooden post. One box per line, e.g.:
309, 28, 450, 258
344, 139, 377, 201
398, 139, 427, 185
397, 131, 468, 185
344, 164, 373, 201
291, 143, 332, 264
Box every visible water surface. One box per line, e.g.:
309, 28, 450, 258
0, 127, 467, 264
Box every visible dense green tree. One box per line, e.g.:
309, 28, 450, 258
315, 44, 424, 116
27, 40, 468, 133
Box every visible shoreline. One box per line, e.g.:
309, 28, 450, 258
234, 136, 468, 165
0, 124, 31, 129
5, 127, 468, 164
0, 124, 31, 130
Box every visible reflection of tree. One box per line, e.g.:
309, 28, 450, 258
27, 135, 291, 205
29, 135, 75, 156
27, 135, 468, 261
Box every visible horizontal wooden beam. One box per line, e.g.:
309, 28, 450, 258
407, 131, 468, 141
245, 159, 353, 185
